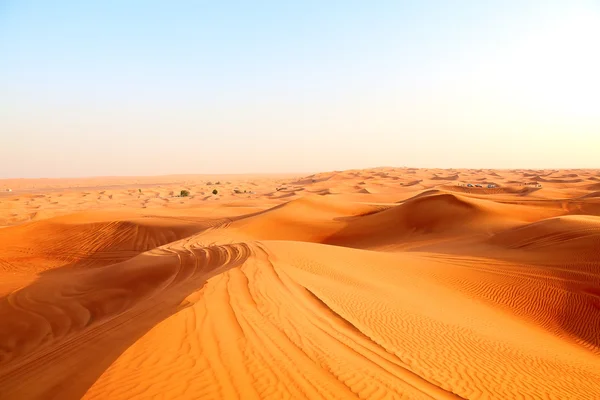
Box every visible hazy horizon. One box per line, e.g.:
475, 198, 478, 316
2, 1, 599, 178
2, 166, 599, 182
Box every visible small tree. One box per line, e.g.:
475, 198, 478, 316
212, 189, 218, 195
180, 190, 190, 197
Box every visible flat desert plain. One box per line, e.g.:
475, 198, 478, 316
1, 167, 599, 399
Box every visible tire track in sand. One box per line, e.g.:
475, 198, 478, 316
0, 241, 253, 399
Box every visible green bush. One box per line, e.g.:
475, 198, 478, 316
212, 189, 218, 195
180, 190, 190, 197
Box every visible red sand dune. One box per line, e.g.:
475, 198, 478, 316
1, 168, 599, 399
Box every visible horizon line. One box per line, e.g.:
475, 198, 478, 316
1, 166, 599, 181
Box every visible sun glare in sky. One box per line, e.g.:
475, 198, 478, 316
1, 1, 599, 177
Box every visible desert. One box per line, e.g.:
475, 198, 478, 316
3, 1, 600, 398
0, 167, 599, 399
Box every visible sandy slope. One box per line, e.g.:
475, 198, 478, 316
1, 168, 599, 399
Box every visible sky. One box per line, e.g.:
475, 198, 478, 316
1, 0, 599, 178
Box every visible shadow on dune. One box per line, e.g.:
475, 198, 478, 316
546, 227, 600, 352
555, 275, 600, 352
0, 216, 218, 273
486, 216, 600, 352
0, 242, 252, 399
402, 179, 422, 186
430, 174, 459, 180
324, 193, 516, 249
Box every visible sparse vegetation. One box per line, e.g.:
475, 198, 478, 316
138, 189, 142, 193
212, 189, 218, 195
180, 190, 190, 197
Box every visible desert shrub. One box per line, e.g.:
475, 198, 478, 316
138, 189, 142, 193
212, 189, 218, 195
180, 190, 190, 197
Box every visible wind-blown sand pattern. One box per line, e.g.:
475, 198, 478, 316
1, 168, 599, 399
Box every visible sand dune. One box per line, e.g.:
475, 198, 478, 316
402, 179, 423, 187
580, 191, 600, 199
1, 168, 599, 399
324, 193, 525, 250
488, 215, 600, 256
430, 173, 459, 180
441, 184, 539, 196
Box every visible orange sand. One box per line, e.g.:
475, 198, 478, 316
0, 168, 599, 399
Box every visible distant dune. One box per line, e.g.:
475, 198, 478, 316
1, 168, 599, 399
430, 173, 459, 180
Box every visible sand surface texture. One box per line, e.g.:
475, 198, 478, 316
1, 168, 599, 399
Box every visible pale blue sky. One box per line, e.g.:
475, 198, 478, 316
1, 1, 599, 178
